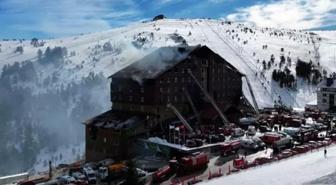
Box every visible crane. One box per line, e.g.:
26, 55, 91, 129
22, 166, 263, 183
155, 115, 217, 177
183, 89, 201, 125
166, 103, 194, 133
187, 69, 230, 124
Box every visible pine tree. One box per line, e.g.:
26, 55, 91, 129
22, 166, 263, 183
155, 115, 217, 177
122, 160, 144, 185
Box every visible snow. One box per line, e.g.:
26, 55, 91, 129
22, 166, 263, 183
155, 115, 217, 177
31, 143, 84, 174
1, 19, 334, 109
0, 18, 335, 174
200, 145, 336, 185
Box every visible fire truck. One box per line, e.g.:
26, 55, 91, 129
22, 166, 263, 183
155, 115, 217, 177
152, 152, 209, 183
220, 140, 241, 156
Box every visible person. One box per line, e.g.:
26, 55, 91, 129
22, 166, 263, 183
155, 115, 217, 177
324, 148, 327, 158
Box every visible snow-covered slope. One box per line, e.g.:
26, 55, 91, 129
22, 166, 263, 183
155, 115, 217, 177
0, 18, 335, 175
200, 145, 336, 185
1, 19, 334, 107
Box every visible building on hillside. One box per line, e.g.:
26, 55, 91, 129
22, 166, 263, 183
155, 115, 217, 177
84, 45, 245, 162
317, 78, 336, 111
110, 45, 243, 122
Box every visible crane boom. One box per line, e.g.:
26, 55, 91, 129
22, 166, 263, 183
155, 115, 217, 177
187, 69, 229, 124
166, 103, 194, 133
183, 89, 201, 125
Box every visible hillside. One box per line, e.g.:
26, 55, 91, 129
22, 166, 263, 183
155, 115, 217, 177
0, 18, 335, 175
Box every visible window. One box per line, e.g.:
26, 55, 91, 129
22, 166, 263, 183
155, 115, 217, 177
322, 99, 327, 103
141, 97, 144, 102
160, 88, 163, 93
141, 106, 144, 112
140, 87, 144, 93
167, 96, 170, 102
174, 96, 177, 102
323, 93, 327, 97
129, 96, 133, 101
104, 137, 107, 143
174, 77, 178, 83
167, 88, 170, 93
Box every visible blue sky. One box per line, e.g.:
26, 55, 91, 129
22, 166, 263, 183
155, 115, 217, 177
0, 0, 335, 39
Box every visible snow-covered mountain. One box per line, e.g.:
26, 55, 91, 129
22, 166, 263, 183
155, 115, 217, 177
0, 18, 335, 175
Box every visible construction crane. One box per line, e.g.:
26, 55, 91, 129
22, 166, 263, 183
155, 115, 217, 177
166, 103, 194, 133
243, 75, 259, 115
187, 69, 230, 124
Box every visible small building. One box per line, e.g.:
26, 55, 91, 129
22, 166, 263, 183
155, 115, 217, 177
317, 78, 336, 111
84, 110, 154, 162
84, 45, 245, 162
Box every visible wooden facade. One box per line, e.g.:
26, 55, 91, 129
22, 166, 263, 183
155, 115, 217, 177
110, 45, 242, 122
85, 45, 243, 162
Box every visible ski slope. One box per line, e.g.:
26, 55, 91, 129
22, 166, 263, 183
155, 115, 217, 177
0, 19, 335, 107
200, 145, 336, 185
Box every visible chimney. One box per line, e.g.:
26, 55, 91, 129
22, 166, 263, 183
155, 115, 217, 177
326, 78, 333, 87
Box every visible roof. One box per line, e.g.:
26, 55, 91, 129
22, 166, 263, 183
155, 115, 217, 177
84, 110, 147, 130
318, 78, 336, 89
110, 44, 243, 83
111, 45, 200, 80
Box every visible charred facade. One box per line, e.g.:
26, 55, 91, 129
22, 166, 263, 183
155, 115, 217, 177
110, 45, 242, 122
85, 45, 243, 162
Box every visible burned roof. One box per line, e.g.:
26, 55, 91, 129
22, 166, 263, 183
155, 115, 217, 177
110, 45, 242, 82
111, 45, 200, 80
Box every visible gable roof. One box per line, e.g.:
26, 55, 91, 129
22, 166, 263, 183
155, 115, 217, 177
111, 45, 200, 80
110, 44, 242, 81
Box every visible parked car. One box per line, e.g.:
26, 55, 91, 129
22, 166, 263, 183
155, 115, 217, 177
273, 132, 293, 151
259, 125, 271, 133
56, 175, 76, 184
71, 172, 86, 181
247, 126, 256, 136
82, 167, 97, 184
232, 128, 245, 138
240, 137, 265, 150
